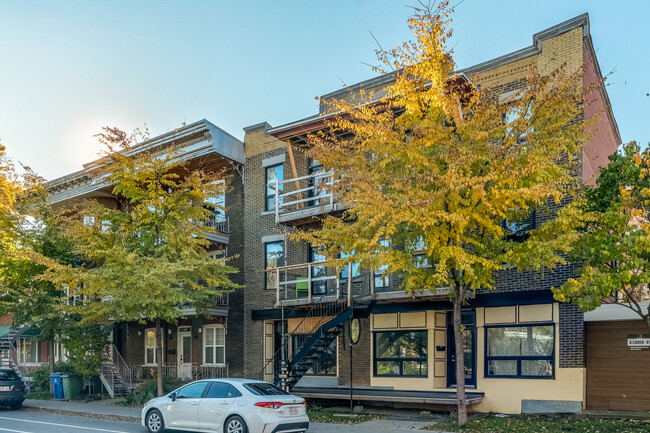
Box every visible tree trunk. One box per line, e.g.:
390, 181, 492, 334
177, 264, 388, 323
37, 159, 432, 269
453, 297, 468, 426
48, 339, 55, 393
156, 319, 164, 397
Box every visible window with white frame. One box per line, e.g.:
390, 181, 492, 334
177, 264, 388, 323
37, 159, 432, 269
145, 329, 156, 365
19, 337, 41, 363
203, 325, 226, 365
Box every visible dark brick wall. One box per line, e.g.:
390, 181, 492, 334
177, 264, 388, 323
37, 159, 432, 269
337, 318, 371, 386
224, 169, 246, 377
559, 303, 584, 368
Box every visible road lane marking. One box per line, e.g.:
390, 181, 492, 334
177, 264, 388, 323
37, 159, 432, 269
0, 428, 36, 433
0, 416, 133, 433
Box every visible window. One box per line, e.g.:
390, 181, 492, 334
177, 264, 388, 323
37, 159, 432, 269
265, 241, 284, 289
292, 334, 336, 376
308, 159, 328, 207
205, 381, 241, 398
374, 330, 427, 377
244, 382, 290, 396
176, 381, 208, 399
374, 240, 391, 290
203, 325, 225, 365
309, 245, 327, 295
265, 164, 283, 211
0, 370, 18, 381
503, 211, 536, 243
145, 329, 156, 365
19, 337, 41, 363
340, 250, 360, 280
205, 179, 226, 222
485, 324, 554, 378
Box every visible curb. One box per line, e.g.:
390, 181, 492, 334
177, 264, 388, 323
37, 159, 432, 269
22, 405, 140, 423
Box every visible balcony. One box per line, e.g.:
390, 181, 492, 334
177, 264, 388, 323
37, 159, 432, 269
178, 293, 229, 317
267, 260, 455, 307
203, 214, 230, 244
272, 171, 349, 226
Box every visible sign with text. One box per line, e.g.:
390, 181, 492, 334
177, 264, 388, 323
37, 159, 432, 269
627, 334, 650, 350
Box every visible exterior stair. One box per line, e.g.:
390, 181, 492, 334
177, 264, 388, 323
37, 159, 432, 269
99, 345, 135, 398
0, 327, 30, 392
283, 310, 352, 389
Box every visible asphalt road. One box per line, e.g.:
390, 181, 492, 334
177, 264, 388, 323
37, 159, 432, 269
0, 409, 437, 433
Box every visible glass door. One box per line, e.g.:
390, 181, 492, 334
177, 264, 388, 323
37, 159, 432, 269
446, 311, 476, 388
177, 327, 192, 380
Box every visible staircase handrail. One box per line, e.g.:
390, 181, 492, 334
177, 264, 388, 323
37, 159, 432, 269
105, 344, 132, 389
257, 291, 347, 380
288, 306, 351, 371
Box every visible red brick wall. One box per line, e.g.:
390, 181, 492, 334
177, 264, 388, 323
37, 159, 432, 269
582, 42, 619, 186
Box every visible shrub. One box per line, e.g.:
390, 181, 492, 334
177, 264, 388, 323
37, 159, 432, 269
28, 361, 76, 393
119, 377, 187, 407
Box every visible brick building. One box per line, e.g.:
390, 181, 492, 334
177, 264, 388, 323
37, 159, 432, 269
41, 119, 246, 396
241, 14, 620, 414
1, 13, 623, 414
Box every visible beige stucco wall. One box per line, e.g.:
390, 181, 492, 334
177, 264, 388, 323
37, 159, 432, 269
368, 303, 584, 414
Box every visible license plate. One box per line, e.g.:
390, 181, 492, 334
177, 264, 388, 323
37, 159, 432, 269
289, 407, 298, 415
0, 386, 9, 392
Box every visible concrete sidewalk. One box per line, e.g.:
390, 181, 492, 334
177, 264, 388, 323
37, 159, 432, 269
23, 398, 141, 422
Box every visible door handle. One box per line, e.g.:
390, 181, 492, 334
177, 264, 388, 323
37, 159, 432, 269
220, 402, 230, 405
190, 401, 200, 405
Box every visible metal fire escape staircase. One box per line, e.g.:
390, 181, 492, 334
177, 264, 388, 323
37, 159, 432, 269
0, 327, 30, 391
99, 344, 136, 398
260, 292, 373, 391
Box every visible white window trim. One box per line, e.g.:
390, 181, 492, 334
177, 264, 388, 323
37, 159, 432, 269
202, 324, 226, 366
144, 328, 157, 366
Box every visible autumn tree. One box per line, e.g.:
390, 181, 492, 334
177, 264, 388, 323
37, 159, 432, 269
554, 142, 650, 330
38, 127, 240, 396
294, 2, 589, 425
0, 144, 78, 376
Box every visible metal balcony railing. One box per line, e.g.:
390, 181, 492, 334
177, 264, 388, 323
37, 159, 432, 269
204, 214, 229, 234
272, 171, 345, 223
266, 260, 377, 306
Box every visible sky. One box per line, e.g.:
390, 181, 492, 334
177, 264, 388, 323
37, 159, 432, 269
0, 0, 648, 181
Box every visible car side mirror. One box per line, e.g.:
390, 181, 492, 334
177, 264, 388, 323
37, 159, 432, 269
169, 392, 176, 401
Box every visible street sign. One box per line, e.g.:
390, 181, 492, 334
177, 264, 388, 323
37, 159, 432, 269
627, 335, 650, 350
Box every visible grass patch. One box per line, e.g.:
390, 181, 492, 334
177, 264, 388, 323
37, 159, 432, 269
25, 391, 50, 400
306, 406, 382, 424
427, 414, 650, 433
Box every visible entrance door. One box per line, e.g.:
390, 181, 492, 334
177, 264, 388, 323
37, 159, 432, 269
177, 327, 192, 380
447, 311, 476, 388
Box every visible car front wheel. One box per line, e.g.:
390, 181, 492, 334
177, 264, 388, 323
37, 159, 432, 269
146, 409, 165, 433
224, 415, 247, 433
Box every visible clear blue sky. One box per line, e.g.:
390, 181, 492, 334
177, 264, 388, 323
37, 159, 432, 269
1, 0, 647, 180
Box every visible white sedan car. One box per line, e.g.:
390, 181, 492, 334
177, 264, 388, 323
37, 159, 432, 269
141, 378, 309, 433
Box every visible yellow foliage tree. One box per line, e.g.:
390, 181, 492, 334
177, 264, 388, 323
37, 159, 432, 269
293, 2, 590, 424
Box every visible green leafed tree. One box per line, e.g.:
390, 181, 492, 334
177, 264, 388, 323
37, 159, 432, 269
553, 142, 650, 331
0, 143, 79, 376
292, 2, 590, 424
38, 127, 240, 396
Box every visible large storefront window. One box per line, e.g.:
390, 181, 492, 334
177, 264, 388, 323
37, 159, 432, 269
485, 325, 554, 378
374, 330, 427, 377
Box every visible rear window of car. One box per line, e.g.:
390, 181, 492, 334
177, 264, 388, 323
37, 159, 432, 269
244, 382, 290, 396
0, 370, 18, 381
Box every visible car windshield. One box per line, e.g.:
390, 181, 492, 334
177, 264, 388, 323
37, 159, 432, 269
0, 370, 19, 381
244, 382, 290, 396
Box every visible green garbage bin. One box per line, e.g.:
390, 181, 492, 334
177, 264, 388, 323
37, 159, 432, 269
60, 373, 84, 400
